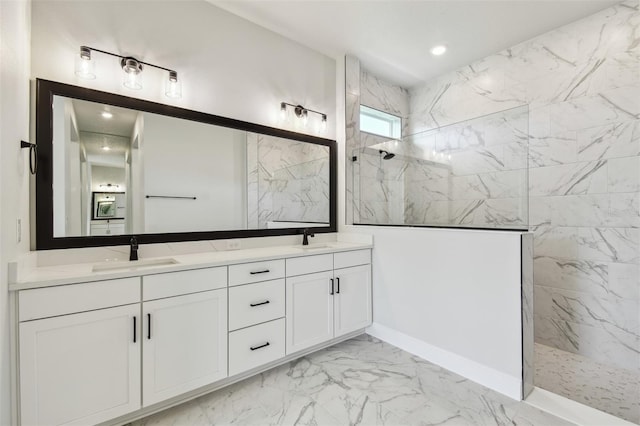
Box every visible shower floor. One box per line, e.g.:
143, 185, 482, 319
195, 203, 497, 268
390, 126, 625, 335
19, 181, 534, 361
534, 343, 640, 423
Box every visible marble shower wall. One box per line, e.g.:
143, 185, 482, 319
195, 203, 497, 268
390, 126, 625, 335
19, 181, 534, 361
408, 1, 639, 371
351, 68, 411, 223
353, 105, 529, 228
247, 134, 330, 228
366, 106, 529, 228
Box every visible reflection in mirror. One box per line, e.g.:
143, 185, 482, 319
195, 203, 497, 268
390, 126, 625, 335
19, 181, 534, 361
247, 134, 330, 229
52, 95, 330, 238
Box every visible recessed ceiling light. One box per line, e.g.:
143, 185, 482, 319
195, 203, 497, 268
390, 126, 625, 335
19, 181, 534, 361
102, 145, 111, 151
430, 45, 447, 56
101, 111, 113, 119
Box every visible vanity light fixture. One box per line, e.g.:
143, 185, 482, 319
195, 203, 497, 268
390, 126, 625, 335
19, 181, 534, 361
280, 102, 327, 133
430, 45, 447, 56
75, 46, 182, 99
99, 183, 119, 190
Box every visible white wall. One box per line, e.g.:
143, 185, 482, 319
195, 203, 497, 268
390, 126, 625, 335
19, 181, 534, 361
352, 225, 525, 398
30, 1, 336, 139
0, 1, 31, 424
142, 112, 247, 233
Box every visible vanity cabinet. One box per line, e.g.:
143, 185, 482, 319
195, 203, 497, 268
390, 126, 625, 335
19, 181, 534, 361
141, 267, 228, 406
142, 289, 228, 406
285, 250, 372, 354
227, 260, 286, 376
19, 303, 141, 426
333, 264, 372, 337
285, 270, 335, 353
12, 245, 372, 426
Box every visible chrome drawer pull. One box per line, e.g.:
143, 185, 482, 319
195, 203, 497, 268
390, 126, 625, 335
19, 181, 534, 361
250, 269, 270, 275
250, 342, 270, 351
250, 300, 270, 307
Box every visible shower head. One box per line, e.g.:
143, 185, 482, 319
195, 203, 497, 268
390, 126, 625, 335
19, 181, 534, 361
379, 150, 395, 160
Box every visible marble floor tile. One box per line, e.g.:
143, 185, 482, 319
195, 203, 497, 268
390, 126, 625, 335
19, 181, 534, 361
135, 335, 571, 425
535, 342, 640, 424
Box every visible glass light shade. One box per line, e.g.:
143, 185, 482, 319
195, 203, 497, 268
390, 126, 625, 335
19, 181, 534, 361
279, 103, 287, 122
74, 55, 96, 80
165, 75, 182, 99
123, 70, 142, 90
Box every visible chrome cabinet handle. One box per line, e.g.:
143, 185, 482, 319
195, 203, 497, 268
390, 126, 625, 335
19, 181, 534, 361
250, 300, 270, 307
250, 342, 270, 351
330, 278, 334, 295
250, 269, 270, 275
336, 277, 340, 294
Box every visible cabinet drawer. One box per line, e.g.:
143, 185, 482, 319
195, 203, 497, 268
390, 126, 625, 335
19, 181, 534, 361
228, 259, 285, 286
143, 267, 227, 301
334, 249, 371, 269
229, 318, 285, 376
286, 254, 332, 277
19, 277, 140, 321
229, 279, 285, 331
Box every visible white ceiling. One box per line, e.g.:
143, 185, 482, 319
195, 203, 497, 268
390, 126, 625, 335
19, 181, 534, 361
212, 0, 621, 88
71, 98, 137, 157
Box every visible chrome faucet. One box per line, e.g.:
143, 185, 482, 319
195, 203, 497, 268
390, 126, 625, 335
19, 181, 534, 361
302, 229, 315, 246
129, 236, 139, 261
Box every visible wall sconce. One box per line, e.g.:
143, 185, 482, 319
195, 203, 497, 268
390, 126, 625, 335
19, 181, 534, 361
280, 102, 327, 133
74, 46, 182, 99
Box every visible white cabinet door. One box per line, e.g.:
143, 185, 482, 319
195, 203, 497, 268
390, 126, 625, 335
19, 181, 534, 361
286, 271, 334, 354
142, 289, 227, 406
19, 304, 141, 426
334, 265, 372, 337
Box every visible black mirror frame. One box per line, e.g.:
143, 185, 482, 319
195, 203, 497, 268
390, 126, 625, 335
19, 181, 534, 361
35, 79, 337, 250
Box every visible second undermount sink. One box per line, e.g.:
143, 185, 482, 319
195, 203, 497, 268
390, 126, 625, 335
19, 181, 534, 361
92, 257, 179, 273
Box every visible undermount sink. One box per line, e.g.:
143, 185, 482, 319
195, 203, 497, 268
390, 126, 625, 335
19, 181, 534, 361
92, 257, 179, 272
301, 244, 331, 250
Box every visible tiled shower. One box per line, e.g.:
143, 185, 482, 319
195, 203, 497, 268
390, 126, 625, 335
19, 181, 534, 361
347, 0, 639, 422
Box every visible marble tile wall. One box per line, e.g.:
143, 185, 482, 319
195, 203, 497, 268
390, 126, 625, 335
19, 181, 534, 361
406, 1, 639, 371
349, 67, 411, 224
355, 106, 529, 228
246, 134, 330, 228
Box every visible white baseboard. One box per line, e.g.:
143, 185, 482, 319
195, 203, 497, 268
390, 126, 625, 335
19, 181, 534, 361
366, 322, 522, 400
526, 387, 637, 426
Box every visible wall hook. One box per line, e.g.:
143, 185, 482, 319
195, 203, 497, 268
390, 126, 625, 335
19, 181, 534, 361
20, 140, 37, 175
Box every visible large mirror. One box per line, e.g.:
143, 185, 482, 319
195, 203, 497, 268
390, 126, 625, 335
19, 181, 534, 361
35, 79, 336, 249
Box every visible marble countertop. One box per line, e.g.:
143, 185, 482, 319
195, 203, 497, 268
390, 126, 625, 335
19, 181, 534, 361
9, 240, 373, 291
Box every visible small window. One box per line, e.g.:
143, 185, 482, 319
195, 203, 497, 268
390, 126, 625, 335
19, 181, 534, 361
359, 105, 401, 139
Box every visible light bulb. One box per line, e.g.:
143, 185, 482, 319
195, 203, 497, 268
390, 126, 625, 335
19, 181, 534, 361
74, 46, 96, 80
101, 111, 113, 119
320, 114, 327, 133
165, 71, 182, 99
302, 109, 308, 127
280, 103, 287, 122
